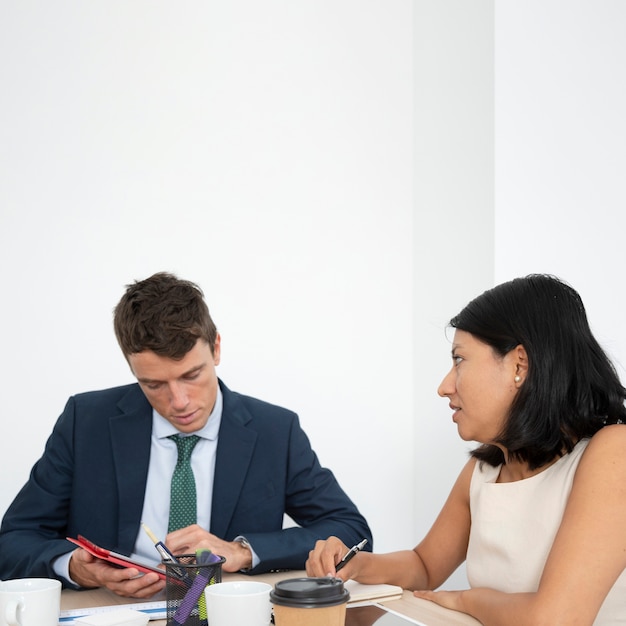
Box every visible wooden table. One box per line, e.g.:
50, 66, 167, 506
61, 571, 481, 626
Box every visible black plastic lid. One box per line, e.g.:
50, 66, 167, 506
270, 577, 350, 608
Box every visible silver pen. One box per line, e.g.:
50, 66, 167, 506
335, 538, 368, 572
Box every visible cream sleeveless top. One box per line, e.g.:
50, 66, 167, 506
467, 439, 626, 625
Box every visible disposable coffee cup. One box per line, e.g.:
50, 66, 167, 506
270, 577, 350, 626
0, 578, 61, 626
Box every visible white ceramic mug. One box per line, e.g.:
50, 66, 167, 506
0, 578, 61, 626
205, 580, 272, 626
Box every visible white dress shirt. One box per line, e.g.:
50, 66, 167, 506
132, 387, 222, 563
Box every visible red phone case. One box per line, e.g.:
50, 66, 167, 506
67, 535, 166, 580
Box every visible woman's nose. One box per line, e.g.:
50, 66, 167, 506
437, 368, 455, 397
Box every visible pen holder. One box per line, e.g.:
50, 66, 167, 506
165, 554, 225, 626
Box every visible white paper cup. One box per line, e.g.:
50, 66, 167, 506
205, 581, 272, 626
0, 578, 61, 626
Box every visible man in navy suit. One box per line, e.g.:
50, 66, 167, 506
0, 272, 371, 598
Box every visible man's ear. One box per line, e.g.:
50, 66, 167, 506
212, 333, 222, 365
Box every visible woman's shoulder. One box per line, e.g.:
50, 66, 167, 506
585, 423, 626, 451
451, 457, 481, 502
576, 424, 626, 478
467, 454, 500, 483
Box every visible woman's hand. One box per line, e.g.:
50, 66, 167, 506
306, 536, 352, 579
413, 589, 466, 613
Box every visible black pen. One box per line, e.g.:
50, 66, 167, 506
335, 539, 368, 572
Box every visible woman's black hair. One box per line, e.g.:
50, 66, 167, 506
449, 274, 626, 469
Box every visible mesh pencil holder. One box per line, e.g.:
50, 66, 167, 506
165, 554, 225, 626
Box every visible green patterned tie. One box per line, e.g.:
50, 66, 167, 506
168, 434, 201, 532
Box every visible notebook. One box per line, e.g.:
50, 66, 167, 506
345, 580, 404, 603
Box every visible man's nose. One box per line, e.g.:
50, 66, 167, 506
169, 383, 189, 410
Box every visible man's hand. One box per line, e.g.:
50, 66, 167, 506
166, 524, 253, 572
69, 548, 165, 598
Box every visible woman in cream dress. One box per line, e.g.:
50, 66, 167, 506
307, 274, 626, 626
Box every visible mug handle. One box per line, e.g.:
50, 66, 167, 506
5, 600, 22, 626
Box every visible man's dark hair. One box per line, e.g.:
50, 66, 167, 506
113, 272, 218, 359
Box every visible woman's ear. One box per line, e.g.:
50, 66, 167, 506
514, 344, 528, 385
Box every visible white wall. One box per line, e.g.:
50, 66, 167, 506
494, 0, 626, 378
3, 0, 621, 594
413, 0, 494, 589
0, 1, 416, 555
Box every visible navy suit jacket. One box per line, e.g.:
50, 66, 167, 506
0, 380, 371, 585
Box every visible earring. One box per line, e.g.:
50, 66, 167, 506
514, 375, 521, 383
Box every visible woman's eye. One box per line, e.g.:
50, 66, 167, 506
453, 355, 463, 365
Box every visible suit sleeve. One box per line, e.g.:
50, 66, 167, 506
0, 398, 80, 587
240, 415, 372, 574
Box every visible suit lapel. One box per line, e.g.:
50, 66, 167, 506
109, 385, 153, 554
105, 381, 258, 548
210, 382, 257, 538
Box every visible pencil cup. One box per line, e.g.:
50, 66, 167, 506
165, 554, 225, 626
0, 578, 61, 626
269, 577, 350, 626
